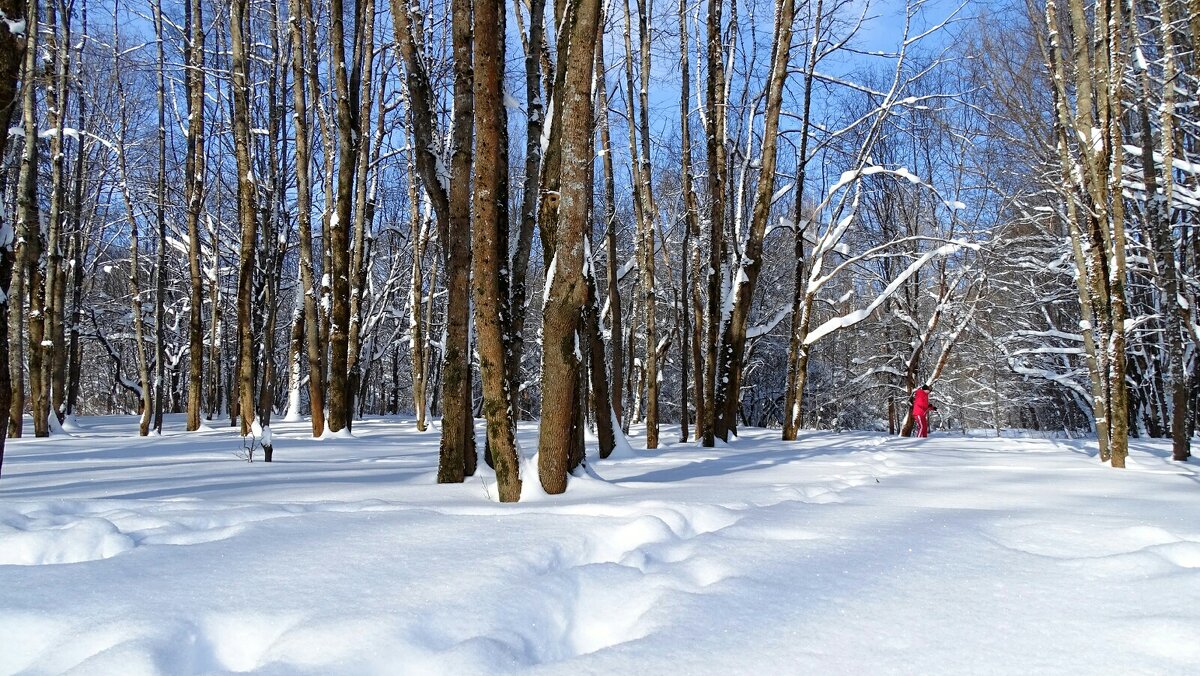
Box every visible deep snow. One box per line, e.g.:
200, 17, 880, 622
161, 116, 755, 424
2, 415, 1198, 675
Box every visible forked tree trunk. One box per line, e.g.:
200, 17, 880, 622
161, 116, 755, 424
782, 0, 824, 440
539, 0, 602, 494
713, 0, 794, 441
289, 0, 326, 436
16, 0, 42, 437
326, 0, 363, 434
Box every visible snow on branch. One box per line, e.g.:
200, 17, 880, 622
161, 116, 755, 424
804, 242, 965, 346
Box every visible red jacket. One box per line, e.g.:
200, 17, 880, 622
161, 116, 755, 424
913, 389, 933, 416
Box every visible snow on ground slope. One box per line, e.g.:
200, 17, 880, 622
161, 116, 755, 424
1, 415, 1198, 675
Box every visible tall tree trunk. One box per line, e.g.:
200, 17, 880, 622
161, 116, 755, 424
407, 155, 430, 431
473, 0, 521, 500
782, 0, 823, 440
17, 0, 42, 437
347, 0, 377, 431
620, 0, 656, 448
508, 0, 547, 402
437, 0, 476, 482
230, 0, 258, 437
1, 0, 29, 458
326, 0, 363, 433
701, 0, 727, 447
151, 0, 168, 433
1137, 0, 1190, 461
595, 20, 623, 427
677, 0, 702, 443
64, 0, 87, 419
635, 0, 658, 449
111, 1, 153, 434
714, 0, 794, 441
539, 0, 602, 494
185, 0, 207, 431
289, 0, 326, 436
43, 0, 72, 429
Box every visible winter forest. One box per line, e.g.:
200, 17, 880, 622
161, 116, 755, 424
0, 0, 1197, 500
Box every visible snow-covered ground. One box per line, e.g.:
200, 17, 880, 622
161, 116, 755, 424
2, 415, 1198, 675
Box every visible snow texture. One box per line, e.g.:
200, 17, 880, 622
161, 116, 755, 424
1, 415, 1198, 675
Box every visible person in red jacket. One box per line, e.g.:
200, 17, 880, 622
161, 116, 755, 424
912, 384, 937, 438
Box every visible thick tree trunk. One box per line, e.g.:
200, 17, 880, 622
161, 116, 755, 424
539, 0, 602, 494
0, 0, 28, 464
326, 0, 363, 434
473, 0, 522, 500
437, 0, 476, 483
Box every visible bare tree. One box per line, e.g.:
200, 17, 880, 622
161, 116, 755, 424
713, 0, 795, 441
473, 0, 521, 500
1, 0, 30, 471
230, 0, 258, 437
539, 0, 603, 494
1043, 0, 1131, 466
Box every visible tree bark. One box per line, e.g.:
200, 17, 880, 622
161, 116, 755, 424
438, 0, 476, 482
473, 0, 522, 500
701, 0, 728, 447
16, 0, 42, 437
0, 0, 29, 469
289, 0, 326, 436
230, 0, 258, 437
184, 0, 207, 432
782, 0, 823, 440
539, 0, 602, 494
595, 22, 624, 427
507, 0, 548, 403
326, 0, 363, 434
714, 0, 794, 441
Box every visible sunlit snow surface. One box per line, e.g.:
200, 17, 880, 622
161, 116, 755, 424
2, 416, 1199, 674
